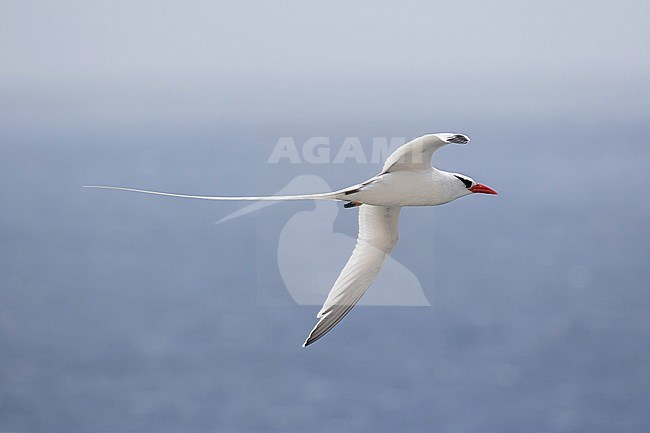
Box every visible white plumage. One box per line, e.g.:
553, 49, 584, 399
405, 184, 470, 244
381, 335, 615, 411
304, 206, 400, 346
84, 133, 497, 346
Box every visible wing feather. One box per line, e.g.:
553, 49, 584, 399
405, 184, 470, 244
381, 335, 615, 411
381, 133, 469, 173
303, 205, 400, 346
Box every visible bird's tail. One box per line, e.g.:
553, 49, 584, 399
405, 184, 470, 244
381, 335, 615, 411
82, 185, 348, 202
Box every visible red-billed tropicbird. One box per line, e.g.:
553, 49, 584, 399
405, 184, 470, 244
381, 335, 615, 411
84, 133, 497, 346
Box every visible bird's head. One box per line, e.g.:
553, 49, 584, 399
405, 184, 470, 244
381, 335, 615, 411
450, 173, 498, 198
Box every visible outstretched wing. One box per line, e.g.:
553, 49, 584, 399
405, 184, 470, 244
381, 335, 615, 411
381, 133, 469, 173
303, 205, 401, 347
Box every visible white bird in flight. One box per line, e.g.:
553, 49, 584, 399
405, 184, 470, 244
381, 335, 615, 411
85, 133, 497, 346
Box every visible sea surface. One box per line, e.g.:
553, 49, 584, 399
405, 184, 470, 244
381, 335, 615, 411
1, 118, 648, 432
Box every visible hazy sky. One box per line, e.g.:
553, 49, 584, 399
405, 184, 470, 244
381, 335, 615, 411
2, 0, 648, 130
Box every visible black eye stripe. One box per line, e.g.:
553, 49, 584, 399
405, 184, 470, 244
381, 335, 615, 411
454, 175, 472, 188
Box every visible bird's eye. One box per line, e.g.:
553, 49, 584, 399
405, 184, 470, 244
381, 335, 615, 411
454, 175, 472, 188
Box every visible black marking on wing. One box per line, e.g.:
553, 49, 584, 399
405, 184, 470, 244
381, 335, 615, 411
345, 175, 382, 196
447, 134, 469, 144
344, 188, 361, 195
344, 201, 361, 208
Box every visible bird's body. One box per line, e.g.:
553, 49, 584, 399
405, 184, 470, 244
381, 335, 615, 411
343, 169, 467, 207
84, 133, 497, 346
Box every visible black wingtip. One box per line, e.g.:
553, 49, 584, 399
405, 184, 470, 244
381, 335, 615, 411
447, 134, 469, 144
